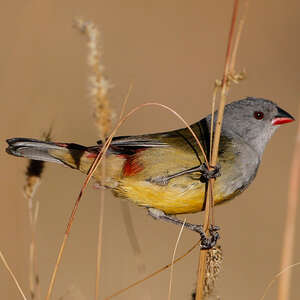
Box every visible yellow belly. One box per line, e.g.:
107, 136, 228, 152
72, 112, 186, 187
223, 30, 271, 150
115, 177, 234, 214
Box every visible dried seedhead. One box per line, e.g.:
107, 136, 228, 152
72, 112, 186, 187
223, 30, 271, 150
73, 18, 113, 141
192, 246, 223, 299
203, 245, 223, 296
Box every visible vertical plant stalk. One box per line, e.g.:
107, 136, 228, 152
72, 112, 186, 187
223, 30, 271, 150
25, 176, 41, 300
195, 0, 240, 299
24, 129, 50, 300
277, 111, 300, 300
74, 19, 113, 300
95, 161, 105, 300
118, 84, 149, 285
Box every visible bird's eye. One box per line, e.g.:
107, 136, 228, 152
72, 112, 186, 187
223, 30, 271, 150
254, 111, 264, 120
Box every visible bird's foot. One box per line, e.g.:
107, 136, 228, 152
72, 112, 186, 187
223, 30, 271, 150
183, 223, 220, 249
199, 163, 221, 182
147, 208, 220, 250
198, 225, 220, 250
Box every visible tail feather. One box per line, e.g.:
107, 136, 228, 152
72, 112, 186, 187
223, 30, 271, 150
6, 138, 65, 164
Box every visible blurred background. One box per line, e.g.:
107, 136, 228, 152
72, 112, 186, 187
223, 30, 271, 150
1, 0, 299, 299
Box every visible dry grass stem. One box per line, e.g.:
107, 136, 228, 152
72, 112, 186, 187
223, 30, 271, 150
46, 234, 68, 300
211, 0, 239, 165
74, 18, 114, 300
0, 250, 28, 300
24, 131, 50, 300
209, 85, 218, 162
195, 0, 240, 299
95, 162, 105, 300
25, 174, 41, 300
118, 83, 148, 278
167, 218, 186, 300
277, 107, 300, 300
119, 83, 133, 120
261, 262, 300, 300
229, 1, 248, 76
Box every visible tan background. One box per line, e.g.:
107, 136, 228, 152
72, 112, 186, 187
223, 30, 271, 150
1, 1, 299, 299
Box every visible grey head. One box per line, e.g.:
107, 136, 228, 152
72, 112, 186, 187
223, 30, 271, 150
218, 97, 294, 157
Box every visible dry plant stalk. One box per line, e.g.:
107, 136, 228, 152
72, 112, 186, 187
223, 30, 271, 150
74, 18, 113, 300
25, 160, 42, 300
118, 84, 150, 285
261, 262, 300, 300
277, 106, 300, 300
0, 250, 28, 300
195, 0, 242, 299
24, 160, 44, 300
24, 131, 50, 300
167, 218, 186, 300
74, 19, 148, 300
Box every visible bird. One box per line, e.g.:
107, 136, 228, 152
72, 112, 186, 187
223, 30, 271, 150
6, 97, 294, 248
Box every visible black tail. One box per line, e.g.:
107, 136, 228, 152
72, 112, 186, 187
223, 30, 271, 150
6, 138, 65, 164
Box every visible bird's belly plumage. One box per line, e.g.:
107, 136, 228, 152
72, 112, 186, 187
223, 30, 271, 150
114, 177, 238, 214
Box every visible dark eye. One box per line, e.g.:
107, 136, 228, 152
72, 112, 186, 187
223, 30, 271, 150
254, 111, 264, 120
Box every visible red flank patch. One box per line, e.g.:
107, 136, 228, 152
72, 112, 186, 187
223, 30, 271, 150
118, 149, 146, 176
123, 156, 144, 176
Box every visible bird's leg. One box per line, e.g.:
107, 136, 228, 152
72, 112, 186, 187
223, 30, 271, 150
148, 163, 221, 186
199, 163, 221, 182
147, 208, 219, 250
149, 165, 203, 186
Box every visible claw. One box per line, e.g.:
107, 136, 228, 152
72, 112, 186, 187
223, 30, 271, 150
199, 225, 220, 250
199, 163, 221, 182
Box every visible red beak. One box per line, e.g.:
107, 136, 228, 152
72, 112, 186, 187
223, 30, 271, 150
272, 107, 295, 126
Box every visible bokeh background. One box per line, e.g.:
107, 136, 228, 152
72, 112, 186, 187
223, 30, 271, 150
1, 1, 299, 299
